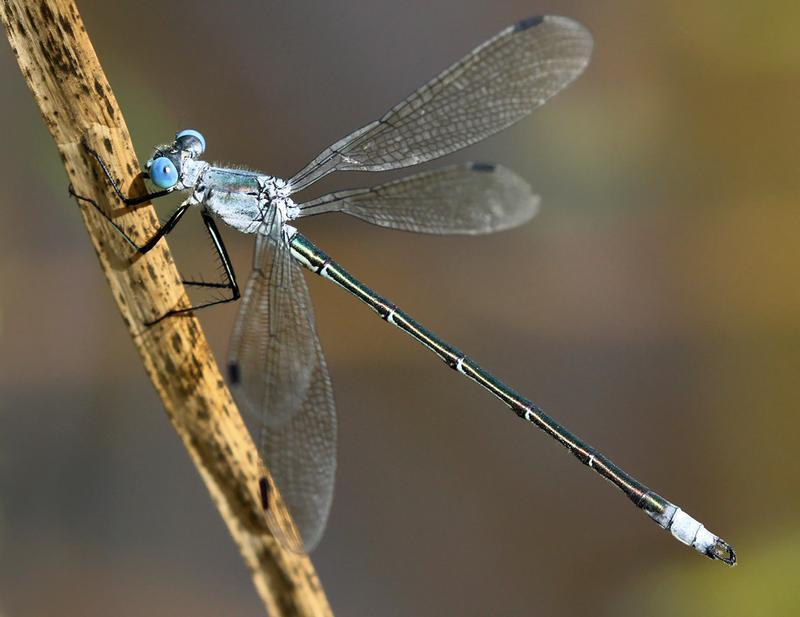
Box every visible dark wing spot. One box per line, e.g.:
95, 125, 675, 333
227, 361, 240, 384
513, 15, 544, 32
470, 162, 496, 172
258, 477, 270, 510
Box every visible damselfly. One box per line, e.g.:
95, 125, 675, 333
72, 15, 735, 564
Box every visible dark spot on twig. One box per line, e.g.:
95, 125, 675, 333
59, 13, 74, 37
191, 354, 203, 378
195, 398, 210, 421
39, 0, 56, 25
187, 320, 200, 345
146, 262, 158, 283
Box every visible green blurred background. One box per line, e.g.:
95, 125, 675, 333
1, 1, 798, 615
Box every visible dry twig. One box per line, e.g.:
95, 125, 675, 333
1, 2, 332, 614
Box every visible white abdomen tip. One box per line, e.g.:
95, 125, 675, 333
670, 508, 715, 552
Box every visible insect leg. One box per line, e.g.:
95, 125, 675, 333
146, 212, 241, 325
81, 141, 172, 206
69, 185, 192, 254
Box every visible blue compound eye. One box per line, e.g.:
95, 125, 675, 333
149, 156, 179, 189
176, 128, 206, 155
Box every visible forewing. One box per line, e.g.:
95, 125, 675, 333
295, 162, 539, 235
228, 214, 336, 551
288, 16, 592, 192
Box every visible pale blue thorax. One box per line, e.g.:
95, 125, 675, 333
178, 159, 297, 235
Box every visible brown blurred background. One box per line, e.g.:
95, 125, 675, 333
1, 1, 798, 615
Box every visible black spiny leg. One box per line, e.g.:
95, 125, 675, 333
146, 212, 241, 325
69, 185, 192, 254
83, 142, 173, 206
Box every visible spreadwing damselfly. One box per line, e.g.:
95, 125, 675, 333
71, 15, 735, 565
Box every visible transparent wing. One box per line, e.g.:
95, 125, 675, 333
294, 162, 540, 235
228, 212, 336, 551
258, 330, 335, 552
228, 213, 317, 426
288, 15, 592, 192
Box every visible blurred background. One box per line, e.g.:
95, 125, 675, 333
1, 1, 798, 615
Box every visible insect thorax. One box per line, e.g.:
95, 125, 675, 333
199, 166, 295, 234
